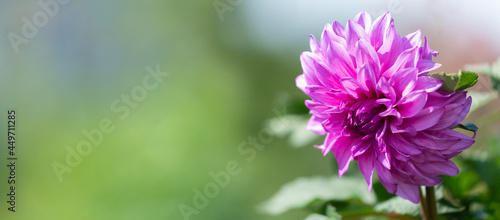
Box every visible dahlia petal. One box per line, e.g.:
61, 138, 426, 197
387, 134, 422, 155
377, 24, 401, 65
346, 20, 370, 54
300, 52, 323, 86
355, 40, 380, 74
389, 67, 418, 99
393, 161, 441, 185
383, 47, 419, 78
410, 131, 458, 151
327, 42, 356, 78
417, 59, 442, 75
376, 147, 391, 169
390, 123, 417, 136
370, 12, 392, 51
312, 58, 342, 89
357, 148, 375, 192
420, 36, 439, 59
309, 34, 321, 54
403, 107, 445, 131
376, 120, 388, 142
403, 30, 422, 49
331, 21, 345, 38
395, 91, 427, 118
307, 116, 327, 135
450, 96, 472, 127
305, 100, 334, 118
296, 74, 307, 93
376, 77, 396, 101
391, 148, 410, 162
321, 24, 346, 53
375, 162, 396, 193
340, 77, 365, 99
354, 11, 371, 31
322, 113, 349, 133
438, 129, 475, 156
413, 76, 443, 93
306, 85, 337, 103
416, 160, 459, 176
356, 63, 378, 97
329, 135, 354, 176
430, 101, 468, 130
352, 139, 371, 157
395, 182, 420, 203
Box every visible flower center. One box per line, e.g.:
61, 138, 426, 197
346, 102, 384, 136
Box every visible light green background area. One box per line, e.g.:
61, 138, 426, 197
0, 1, 499, 220
0, 1, 330, 219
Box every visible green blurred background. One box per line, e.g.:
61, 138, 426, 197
0, 0, 499, 219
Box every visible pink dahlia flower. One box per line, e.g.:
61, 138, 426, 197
296, 11, 475, 203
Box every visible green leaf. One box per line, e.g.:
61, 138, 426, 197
453, 123, 479, 132
303, 214, 330, 220
374, 186, 464, 216
302, 205, 342, 220
455, 71, 479, 90
259, 176, 376, 215
325, 204, 342, 220
374, 196, 421, 216
430, 70, 478, 93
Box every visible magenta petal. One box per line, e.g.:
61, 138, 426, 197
296, 74, 307, 93
416, 160, 459, 176
327, 42, 356, 78
355, 40, 380, 73
331, 21, 345, 38
414, 76, 443, 92
346, 20, 370, 54
403, 30, 422, 49
395, 182, 420, 203
356, 63, 378, 97
300, 52, 323, 86
370, 12, 392, 51
321, 24, 346, 53
375, 162, 396, 193
312, 58, 342, 89
354, 11, 371, 31
306, 85, 337, 104
396, 91, 427, 118
305, 100, 333, 118
376, 77, 396, 101
341, 77, 365, 99
403, 107, 444, 131
328, 135, 354, 176
389, 67, 418, 98
357, 148, 375, 192
383, 47, 419, 78
387, 134, 422, 155
417, 59, 441, 75
450, 96, 472, 127
307, 116, 327, 135
309, 34, 321, 54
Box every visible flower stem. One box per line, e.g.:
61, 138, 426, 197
425, 186, 438, 220
419, 187, 428, 220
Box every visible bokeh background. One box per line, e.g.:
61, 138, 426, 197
1, 0, 500, 219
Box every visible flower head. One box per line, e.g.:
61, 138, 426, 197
296, 11, 475, 203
